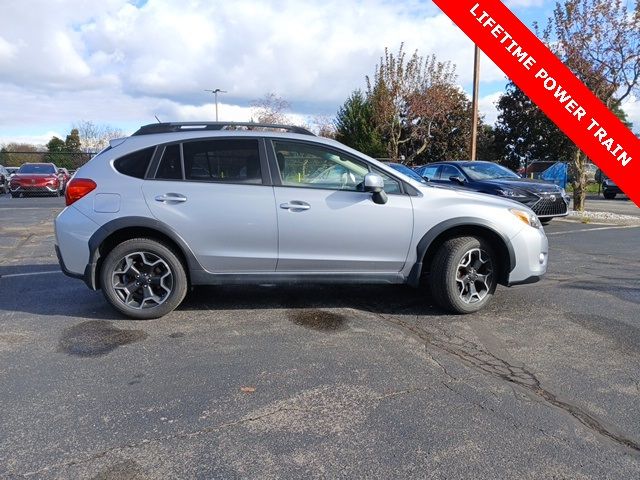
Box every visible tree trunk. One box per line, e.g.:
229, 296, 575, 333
571, 148, 586, 211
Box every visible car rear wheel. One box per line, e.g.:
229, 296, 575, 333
603, 191, 616, 199
430, 236, 497, 314
100, 238, 188, 319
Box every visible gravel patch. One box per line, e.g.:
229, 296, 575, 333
566, 210, 640, 224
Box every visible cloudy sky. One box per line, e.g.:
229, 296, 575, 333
0, 0, 638, 146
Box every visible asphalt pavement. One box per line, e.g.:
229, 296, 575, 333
1, 194, 639, 479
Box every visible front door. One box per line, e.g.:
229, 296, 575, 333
271, 140, 413, 273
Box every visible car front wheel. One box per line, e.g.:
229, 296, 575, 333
100, 238, 188, 319
430, 236, 497, 314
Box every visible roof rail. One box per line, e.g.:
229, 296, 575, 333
131, 122, 315, 136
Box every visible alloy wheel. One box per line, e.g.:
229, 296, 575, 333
111, 251, 173, 309
455, 248, 493, 304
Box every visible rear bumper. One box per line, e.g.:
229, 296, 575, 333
54, 206, 99, 285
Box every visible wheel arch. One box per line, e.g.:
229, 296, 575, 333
86, 217, 203, 290
408, 218, 516, 287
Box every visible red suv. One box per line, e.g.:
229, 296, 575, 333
10, 163, 62, 197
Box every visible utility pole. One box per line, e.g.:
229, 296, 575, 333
470, 45, 480, 161
204, 88, 227, 121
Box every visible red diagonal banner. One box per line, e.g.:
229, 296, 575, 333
433, 0, 640, 207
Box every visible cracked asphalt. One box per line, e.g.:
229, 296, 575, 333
1, 195, 639, 479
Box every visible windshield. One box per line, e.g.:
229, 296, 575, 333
388, 163, 428, 184
18, 164, 56, 174
460, 162, 519, 181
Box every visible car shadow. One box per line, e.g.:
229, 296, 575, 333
0, 264, 447, 320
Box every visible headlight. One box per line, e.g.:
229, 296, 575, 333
497, 188, 528, 198
510, 208, 542, 229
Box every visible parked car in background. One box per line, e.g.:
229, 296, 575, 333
9, 163, 62, 197
55, 122, 548, 319
57, 168, 71, 192
384, 162, 429, 184
0, 165, 9, 194
414, 161, 570, 224
601, 178, 622, 199
6, 167, 19, 179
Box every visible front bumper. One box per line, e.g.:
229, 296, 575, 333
507, 225, 548, 286
10, 184, 59, 193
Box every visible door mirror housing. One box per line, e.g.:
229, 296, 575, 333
450, 175, 466, 184
363, 173, 387, 204
364, 173, 384, 193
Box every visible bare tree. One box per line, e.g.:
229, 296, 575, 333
540, 0, 640, 210
366, 44, 458, 162
73, 120, 124, 153
250, 93, 291, 124
310, 115, 337, 138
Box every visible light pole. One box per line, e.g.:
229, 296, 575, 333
470, 45, 480, 161
205, 88, 227, 121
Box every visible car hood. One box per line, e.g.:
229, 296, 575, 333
11, 174, 57, 181
478, 177, 561, 193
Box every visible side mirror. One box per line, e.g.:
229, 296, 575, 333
422, 176, 431, 182
363, 173, 388, 205
450, 175, 465, 184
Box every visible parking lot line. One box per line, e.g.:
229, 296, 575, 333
0, 270, 62, 279
546, 225, 640, 236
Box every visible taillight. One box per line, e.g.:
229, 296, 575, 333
65, 178, 97, 206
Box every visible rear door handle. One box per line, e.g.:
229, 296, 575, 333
155, 193, 187, 203
280, 201, 310, 211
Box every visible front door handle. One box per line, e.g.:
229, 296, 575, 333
280, 201, 311, 211
155, 193, 187, 204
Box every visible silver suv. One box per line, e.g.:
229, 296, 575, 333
55, 122, 548, 319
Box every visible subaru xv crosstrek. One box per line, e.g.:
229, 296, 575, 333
55, 122, 548, 319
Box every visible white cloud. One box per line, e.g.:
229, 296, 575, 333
621, 95, 640, 134
505, 0, 545, 7
0, 0, 509, 143
479, 91, 503, 125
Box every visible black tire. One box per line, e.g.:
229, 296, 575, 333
100, 238, 188, 319
603, 192, 616, 199
429, 236, 497, 314
10, 192, 18, 198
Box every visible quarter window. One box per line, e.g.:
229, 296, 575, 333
374, 169, 402, 194
182, 139, 261, 184
114, 147, 155, 179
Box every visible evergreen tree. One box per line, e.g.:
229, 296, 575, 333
334, 90, 386, 158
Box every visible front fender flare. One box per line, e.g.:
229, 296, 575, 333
407, 217, 516, 287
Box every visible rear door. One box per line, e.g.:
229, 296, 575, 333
142, 138, 278, 273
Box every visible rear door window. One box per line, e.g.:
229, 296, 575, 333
438, 165, 463, 182
183, 139, 261, 184
155, 145, 183, 180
